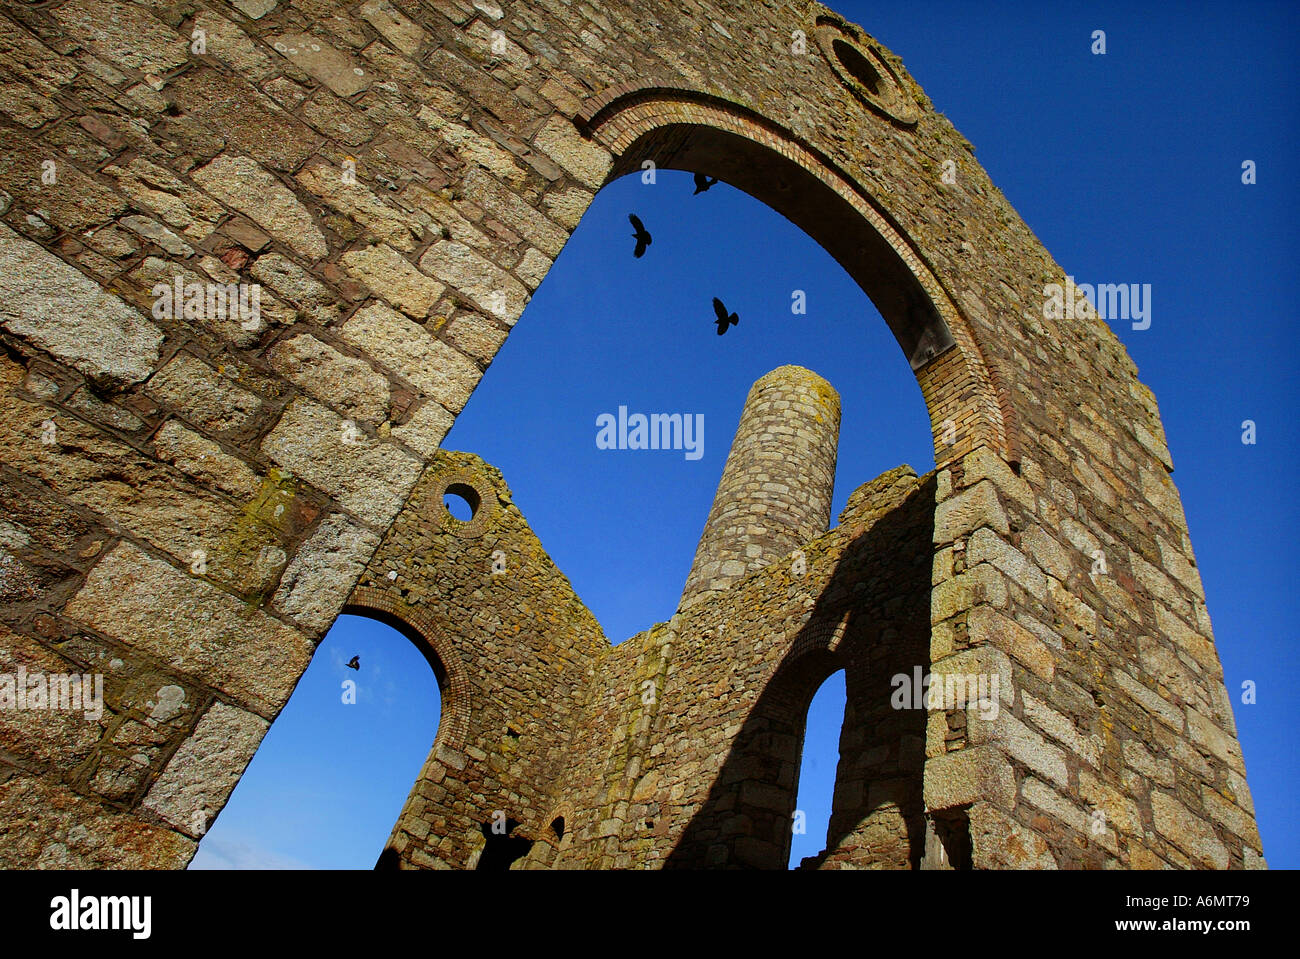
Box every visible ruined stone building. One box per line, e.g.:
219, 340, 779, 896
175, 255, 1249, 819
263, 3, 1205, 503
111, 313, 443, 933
0, 0, 1263, 869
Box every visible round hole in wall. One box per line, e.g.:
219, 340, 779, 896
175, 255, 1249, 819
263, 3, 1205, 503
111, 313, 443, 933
831, 38, 881, 96
814, 18, 920, 127
434, 470, 499, 538
444, 483, 480, 521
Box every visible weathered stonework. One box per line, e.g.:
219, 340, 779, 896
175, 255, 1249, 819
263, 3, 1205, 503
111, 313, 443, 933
0, 0, 1261, 870
680, 366, 840, 609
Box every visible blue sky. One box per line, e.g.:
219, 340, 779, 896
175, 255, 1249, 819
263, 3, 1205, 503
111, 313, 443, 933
195, 0, 1297, 869
190, 615, 438, 869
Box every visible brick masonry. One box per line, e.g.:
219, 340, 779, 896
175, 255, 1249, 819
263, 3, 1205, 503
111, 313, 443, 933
0, 0, 1262, 869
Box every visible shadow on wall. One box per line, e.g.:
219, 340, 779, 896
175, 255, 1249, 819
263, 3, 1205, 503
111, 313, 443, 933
664, 473, 938, 869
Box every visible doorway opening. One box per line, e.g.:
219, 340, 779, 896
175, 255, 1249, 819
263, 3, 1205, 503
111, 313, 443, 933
790, 669, 848, 868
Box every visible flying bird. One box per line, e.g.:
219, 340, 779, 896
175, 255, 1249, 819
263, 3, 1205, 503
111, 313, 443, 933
712, 297, 738, 335
693, 173, 719, 194
628, 213, 651, 258
346, 656, 360, 670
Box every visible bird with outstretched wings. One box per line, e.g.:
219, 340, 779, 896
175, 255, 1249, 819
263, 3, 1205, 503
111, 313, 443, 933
712, 297, 738, 335
693, 173, 719, 194
628, 213, 652, 258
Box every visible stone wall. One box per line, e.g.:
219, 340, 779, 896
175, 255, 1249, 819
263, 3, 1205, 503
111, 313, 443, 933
0, 0, 1263, 869
351, 451, 606, 868
352, 437, 934, 870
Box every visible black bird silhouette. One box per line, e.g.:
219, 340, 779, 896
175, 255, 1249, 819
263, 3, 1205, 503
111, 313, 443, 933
628, 214, 651, 258
693, 173, 719, 194
712, 297, 738, 335
346, 655, 360, 670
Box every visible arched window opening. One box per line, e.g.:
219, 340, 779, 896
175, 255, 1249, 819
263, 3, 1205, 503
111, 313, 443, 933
790, 669, 848, 869
188, 614, 440, 870
475, 818, 534, 870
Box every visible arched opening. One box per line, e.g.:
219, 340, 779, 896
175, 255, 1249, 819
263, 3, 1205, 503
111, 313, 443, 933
790, 669, 847, 869
447, 86, 1016, 650
474, 817, 534, 870
188, 614, 439, 869
444, 172, 936, 645
650, 642, 846, 870
221, 86, 1008, 871
576, 88, 1016, 468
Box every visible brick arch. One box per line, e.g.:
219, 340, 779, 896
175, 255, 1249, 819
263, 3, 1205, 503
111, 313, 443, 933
345, 586, 470, 750
535, 802, 573, 847
786, 608, 853, 665
575, 85, 1019, 468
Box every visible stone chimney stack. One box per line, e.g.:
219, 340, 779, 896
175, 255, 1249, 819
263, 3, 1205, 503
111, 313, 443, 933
678, 365, 841, 611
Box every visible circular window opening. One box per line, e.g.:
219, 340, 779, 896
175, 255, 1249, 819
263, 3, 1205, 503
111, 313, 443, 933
815, 20, 920, 126
832, 38, 881, 95
434, 471, 498, 537
444, 483, 480, 521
